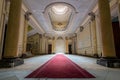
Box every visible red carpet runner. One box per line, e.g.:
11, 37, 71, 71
26, 54, 95, 78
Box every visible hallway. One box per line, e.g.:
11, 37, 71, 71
0, 54, 120, 80
0, 0, 120, 79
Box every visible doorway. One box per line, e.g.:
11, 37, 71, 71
48, 44, 52, 54
68, 44, 72, 54
55, 37, 65, 53
112, 17, 120, 58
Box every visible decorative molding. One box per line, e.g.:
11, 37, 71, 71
88, 12, 95, 21
25, 11, 32, 21
57, 36, 63, 40
65, 37, 68, 40
80, 26, 84, 32
22, 4, 45, 34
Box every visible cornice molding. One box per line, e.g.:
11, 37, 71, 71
75, 0, 118, 34
22, 3, 45, 33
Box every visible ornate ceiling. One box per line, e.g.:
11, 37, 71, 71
23, 0, 98, 36
45, 2, 76, 31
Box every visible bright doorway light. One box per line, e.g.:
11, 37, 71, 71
56, 52, 64, 54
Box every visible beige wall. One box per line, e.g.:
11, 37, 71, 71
76, 0, 119, 57
77, 21, 94, 56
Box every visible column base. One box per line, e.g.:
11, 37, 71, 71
21, 52, 34, 58
97, 57, 120, 68
0, 58, 24, 68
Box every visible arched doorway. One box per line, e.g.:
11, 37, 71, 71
55, 37, 65, 54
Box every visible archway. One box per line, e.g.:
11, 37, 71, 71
55, 37, 65, 54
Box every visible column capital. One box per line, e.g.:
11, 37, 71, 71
65, 37, 68, 40
52, 37, 55, 40
70, 33, 77, 38
80, 26, 84, 32
25, 11, 32, 21
88, 12, 95, 21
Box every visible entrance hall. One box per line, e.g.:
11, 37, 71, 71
0, 0, 120, 80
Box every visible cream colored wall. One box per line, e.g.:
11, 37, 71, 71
76, 0, 119, 57
77, 21, 94, 56
76, 17, 103, 57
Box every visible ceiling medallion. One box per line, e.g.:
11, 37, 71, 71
58, 23, 62, 26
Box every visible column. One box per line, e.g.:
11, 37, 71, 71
41, 35, 45, 54
92, 19, 97, 56
72, 34, 77, 54
39, 34, 42, 54
4, 0, 23, 58
44, 37, 46, 53
22, 12, 30, 54
0, 0, 4, 22
98, 0, 116, 57
65, 37, 69, 54
74, 35, 77, 54
118, 0, 120, 25
97, 0, 118, 67
52, 37, 55, 53
44, 37, 48, 54
89, 13, 98, 56
45, 37, 48, 54
1, 0, 24, 67
41, 35, 47, 54
0, 0, 5, 59
72, 37, 74, 54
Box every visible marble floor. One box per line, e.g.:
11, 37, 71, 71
0, 54, 120, 80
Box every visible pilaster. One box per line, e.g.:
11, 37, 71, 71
0, 0, 24, 67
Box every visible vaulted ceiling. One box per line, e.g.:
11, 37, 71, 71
23, 0, 98, 36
